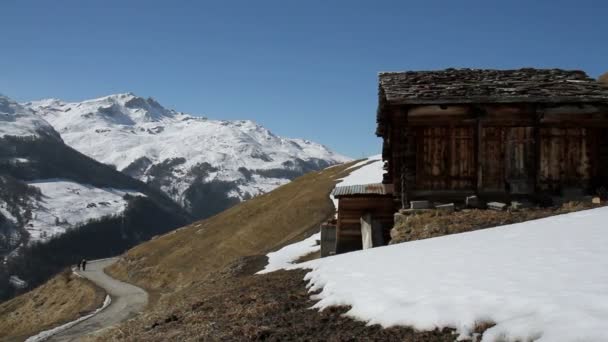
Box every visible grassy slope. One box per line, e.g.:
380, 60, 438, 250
600, 72, 608, 85
0, 161, 356, 341
107, 161, 356, 294
0, 270, 105, 342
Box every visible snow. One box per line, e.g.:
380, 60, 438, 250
26, 180, 144, 241
24, 93, 350, 204
330, 154, 384, 210
292, 206, 608, 342
25, 295, 111, 342
258, 232, 321, 274
0, 95, 57, 139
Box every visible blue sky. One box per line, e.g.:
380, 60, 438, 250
1, 0, 606, 158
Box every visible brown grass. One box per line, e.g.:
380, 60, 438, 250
0, 270, 105, 342
391, 201, 605, 244
106, 161, 358, 300
97, 258, 458, 342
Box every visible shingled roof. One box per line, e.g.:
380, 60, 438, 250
379, 68, 608, 105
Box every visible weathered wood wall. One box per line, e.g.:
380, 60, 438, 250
335, 196, 395, 253
382, 103, 608, 202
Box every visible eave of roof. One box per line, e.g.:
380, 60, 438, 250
332, 183, 392, 197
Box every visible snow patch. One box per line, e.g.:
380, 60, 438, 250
295, 206, 608, 342
26, 180, 144, 242
330, 154, 384, 211
258, 233, 321, 274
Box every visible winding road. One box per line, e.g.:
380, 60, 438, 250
46, 258, 148, 341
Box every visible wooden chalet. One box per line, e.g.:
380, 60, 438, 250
377, 68, 608, 207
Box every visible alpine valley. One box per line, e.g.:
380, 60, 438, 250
1, 94, 191, 301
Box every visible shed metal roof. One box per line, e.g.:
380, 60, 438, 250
331, 183, 392, 197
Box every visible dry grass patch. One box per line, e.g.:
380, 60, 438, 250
106, 161, 358, 300
98, 258, 458, 342
0, 270, 105, 342
391, 201, 605, 244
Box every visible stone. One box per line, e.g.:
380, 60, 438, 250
510, 201, 532, 211
410, 200, 431, 209
436, 203, 455, 213
592, 197, 602, 204
465, 195, 480, 208
487, 201, 507, 211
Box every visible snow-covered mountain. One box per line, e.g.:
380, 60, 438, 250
0, 95, 58, 141
25, 93, 351, 218
1, 93, 191, 300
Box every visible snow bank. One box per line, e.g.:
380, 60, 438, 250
330, 154, 384, 210
25, 295, 111, 342
296, 207, 608, 342
258, 233, 321, 274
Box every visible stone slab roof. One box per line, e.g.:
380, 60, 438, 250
379, 68, 608, 105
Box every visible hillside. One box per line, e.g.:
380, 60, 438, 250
0, 158, 360, 341
105, 160, 359, 293
0, 95, 191, 302
0, 270, 105, 342
25, 94, 350, 219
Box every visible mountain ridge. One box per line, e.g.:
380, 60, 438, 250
24, 93, 351, 218
0, 94, 192, 302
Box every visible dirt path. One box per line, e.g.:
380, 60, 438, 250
47, 258, 148, 342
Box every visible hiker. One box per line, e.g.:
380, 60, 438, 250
81, 259, 87, 271
77, 261, 81, 271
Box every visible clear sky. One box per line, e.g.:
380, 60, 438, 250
2, 0, 606, 158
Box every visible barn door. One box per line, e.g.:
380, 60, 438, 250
416, 126, 474, 190
505, 127, 535, 194
480, 127, 506, 191
481, 127, 535, 193
539, 128, 591, 191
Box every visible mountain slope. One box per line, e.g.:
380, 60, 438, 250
0, 158, 359, 341
0, 94, 191, 301
25, 94, 350, 218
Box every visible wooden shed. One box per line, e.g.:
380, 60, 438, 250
376, 68, 608, 206
332, 183, 395, 253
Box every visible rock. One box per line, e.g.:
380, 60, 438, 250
465, 195, 480, 208
410, 200, 431, 209
436, 203, 455, 213
487, 202, 507, 211
510, 201, 533, 211
592, 197, 602, 204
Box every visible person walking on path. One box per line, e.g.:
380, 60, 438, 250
81, 259, 87, 271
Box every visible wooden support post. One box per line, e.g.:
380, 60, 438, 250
360, 213, 373, 249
